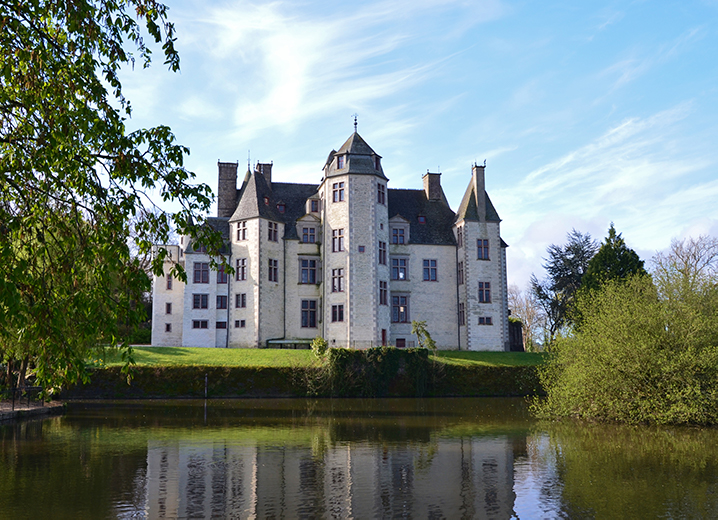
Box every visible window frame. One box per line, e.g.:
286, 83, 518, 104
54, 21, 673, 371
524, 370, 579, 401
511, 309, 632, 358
236, 258, 247, 281
332, 182, 345, 203
377, 183, 386, 205
391, 294, 410, 323
332, 228, 344, 252
235, 293, 247, 309
331, 304, 344, 323
193, 262, 209, 284
192, 320, 209, 329
478, 281, 491, 303
268, 258, 279, 282
236, 221, 247, 241
165, 302, 172, 315
217, 264, 228, 284
268, 221, 279, 242
216, 295, 228, 310
477, 239, 489, 260
422, 259, 437, 281
192, 293, 209, 309
301, 299, 317, 328
379, 281, 388, 305
391, 257, 408, 281
300, 258, 318, 284
378, 241, 387, 265
332, 268, 344, 293
302, 226, 316, 243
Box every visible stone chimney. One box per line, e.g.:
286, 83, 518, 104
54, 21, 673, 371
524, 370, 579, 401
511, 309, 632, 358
217, 161, 238, 218
422, 172, 442, 201
472, 163, 486, 222
257, 162, 273, 186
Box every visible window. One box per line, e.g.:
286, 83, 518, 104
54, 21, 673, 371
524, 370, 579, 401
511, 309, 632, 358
277, 203, 285, 213
236, 221, 247, 241
392, 295, 409, 323
332, 268, 344, 292
263, 196, 269, 205
217, 264, 228, 284
358, 245, 365, 253
417, 216, 426, 224
217, 295, 227, 309
268, 259, 278, 282
377, 184, 385, 205
457, 226, 463, 248
479, 282, 491, 303
236, 293, 246, 308
301, 300, 317, 328
235, 319, 246, 328
479, 316, 493, 325
193, 262, 209, 283
216, 321, 227, 329
459, 303, 465, 326
396, 338, 406, 348
193, 243, 207, 253
165, 302, 172, 315
392, 227, 405, 244
378, 241, 387, 264
193, 294, 209, 309
236, 258, 247, 281
311, 199, 319, 212
332, 182, 345, 202
423, 259, 437, 281
458, 261, 464, 285
374, 156, 381, 170
302, 227, 316, 243
268, 222, 279, 242
379, 281, 388, 305
337, 155, 345, 169
332, 304, 344, 322
332, 229, 344, 252
192, 320, 209, 329
478, 239, 489, 260
165, 323, 172, 333
391, 258, 408, 280
166, 276, 172, 290
301, 259, 317, 284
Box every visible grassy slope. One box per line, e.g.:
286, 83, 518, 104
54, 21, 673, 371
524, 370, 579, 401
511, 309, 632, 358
98, 347, 544, 368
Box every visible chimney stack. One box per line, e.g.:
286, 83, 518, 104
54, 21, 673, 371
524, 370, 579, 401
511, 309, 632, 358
217, 161, 238, 218
422, 172, 443, 201
472, 164, 486, 221
257, 162, 273, 186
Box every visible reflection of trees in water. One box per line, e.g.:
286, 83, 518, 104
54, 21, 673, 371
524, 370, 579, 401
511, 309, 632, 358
529, 423, 718, 519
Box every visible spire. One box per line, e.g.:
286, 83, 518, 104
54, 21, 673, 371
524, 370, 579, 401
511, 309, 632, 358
352, 113, 358, 133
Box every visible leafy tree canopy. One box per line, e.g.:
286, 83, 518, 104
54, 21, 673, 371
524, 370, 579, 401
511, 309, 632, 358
530, 229, 598, 343
0, 0, 222, 392
581, 223, 647, 292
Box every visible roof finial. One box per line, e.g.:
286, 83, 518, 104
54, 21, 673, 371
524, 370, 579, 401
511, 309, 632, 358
351, 113, 358, 133
483, 159, 486, 167
247, 150, 251, 172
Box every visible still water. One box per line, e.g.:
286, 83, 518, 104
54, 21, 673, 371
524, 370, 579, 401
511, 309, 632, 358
2, 398, 718, 519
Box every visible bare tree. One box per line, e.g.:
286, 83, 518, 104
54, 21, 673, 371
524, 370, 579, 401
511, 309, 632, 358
651, 235, 718, 302
509, 283, 546, 351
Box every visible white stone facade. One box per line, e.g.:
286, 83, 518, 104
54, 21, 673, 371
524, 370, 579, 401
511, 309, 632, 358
151, 132, 511, 350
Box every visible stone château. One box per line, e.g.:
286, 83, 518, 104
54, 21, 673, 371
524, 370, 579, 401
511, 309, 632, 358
151, 131, 510, 350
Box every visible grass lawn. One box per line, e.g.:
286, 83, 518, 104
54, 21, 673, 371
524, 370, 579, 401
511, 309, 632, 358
99, 347, 316, 368
433, 351, 547, 367
97, 347, 545, 368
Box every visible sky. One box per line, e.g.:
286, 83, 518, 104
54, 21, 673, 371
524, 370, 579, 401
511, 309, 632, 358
120, 0, 718, 288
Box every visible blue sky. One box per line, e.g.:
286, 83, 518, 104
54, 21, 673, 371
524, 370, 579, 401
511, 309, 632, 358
121, 0, 718, 287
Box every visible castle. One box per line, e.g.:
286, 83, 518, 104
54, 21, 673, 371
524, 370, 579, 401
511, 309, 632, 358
151, 130, 510, 350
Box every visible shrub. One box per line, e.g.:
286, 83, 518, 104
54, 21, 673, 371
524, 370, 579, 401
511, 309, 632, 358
533, 275, 718, 425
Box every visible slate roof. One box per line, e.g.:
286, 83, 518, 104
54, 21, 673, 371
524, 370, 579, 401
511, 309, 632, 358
325, 132, 388, 179
229, 169, 283, 222
454, 183, 501, 223
183, 217, 230, 255
271, 182, 320, 240
388, 189, 457, 245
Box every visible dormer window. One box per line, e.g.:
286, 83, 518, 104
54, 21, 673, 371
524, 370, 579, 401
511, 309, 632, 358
337, 155, 345, 169
263, 196, 269, 205
311, 200, 319, 212
418, 216, 426, 224
374, 156, 380, 170
277, 203, 285, 213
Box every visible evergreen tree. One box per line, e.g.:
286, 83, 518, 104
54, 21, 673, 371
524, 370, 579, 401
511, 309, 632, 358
581, 224, 647, 292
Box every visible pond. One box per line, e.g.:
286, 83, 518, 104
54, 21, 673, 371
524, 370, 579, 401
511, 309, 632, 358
1, 398, 718, 519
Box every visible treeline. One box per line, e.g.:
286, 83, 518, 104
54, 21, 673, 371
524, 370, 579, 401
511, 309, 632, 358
530, 231, 718, 425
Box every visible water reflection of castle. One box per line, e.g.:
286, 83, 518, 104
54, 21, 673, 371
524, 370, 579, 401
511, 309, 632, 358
145, 436, 521, 518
